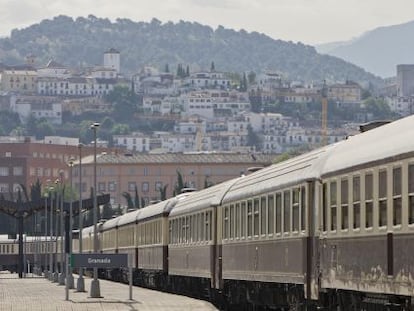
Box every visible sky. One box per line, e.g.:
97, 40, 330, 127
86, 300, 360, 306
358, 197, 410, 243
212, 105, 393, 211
1, 0, 414, 45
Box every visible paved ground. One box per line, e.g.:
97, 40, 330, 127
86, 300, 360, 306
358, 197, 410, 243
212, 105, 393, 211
0, 271, 218, 311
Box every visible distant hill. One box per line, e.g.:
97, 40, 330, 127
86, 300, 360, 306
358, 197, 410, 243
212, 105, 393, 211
0, 15, 382, 86
316, 20, 414, 78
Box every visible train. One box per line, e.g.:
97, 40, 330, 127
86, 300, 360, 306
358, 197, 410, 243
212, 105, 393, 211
2, 114, 414, 309
0, 234, 59, 273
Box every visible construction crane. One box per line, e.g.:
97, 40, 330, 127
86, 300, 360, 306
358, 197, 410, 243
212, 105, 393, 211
321, 81, 328, 146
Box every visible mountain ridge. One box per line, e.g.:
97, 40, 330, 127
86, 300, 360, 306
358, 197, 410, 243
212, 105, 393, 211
0, 15, 382, 86
316, 20, 414, 78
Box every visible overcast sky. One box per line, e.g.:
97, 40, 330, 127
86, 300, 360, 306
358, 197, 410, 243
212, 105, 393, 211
2, 0, 414, 45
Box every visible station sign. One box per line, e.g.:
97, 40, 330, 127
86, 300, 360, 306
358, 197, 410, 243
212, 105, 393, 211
71, 253, 128, 268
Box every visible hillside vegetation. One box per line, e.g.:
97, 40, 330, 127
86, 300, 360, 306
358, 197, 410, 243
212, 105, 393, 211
0, 15, 382, 86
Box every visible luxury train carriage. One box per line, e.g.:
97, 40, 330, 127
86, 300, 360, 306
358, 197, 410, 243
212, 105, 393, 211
74, 115, 414, 310
0, 235, 58, 273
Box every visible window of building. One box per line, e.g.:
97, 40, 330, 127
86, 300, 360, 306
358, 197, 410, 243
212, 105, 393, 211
98, 182, 106, 192
0, 183, 9, 193
378, 170, 387, 227
0, 167, 9, 176
142, 182, 149, 192
128, 182, 136, 192
155, 182, 162, 191
13, 166, 23, 176
108, 181, 116, 192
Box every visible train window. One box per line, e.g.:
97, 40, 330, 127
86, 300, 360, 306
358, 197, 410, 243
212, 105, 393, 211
195, 214, 199, 242
205, 212, 211, 241
276, 193, 282, 234
330, 181, 337, 231
283, 190, 291, 233
393, 167, 402, 226
409, 164, 414, 224
186, 216, 190, 243
224, 206, 229, 239
200, 213, 204, 241
292, 188, 300, 232
235, 203, 241, 238
301, 186, 306, 231
341, 179, 349, 230
353, 176, 361, 229
322, 183, 328, 231
192, 216, 195, 242
379, 170, 387, 227
230, 204, 235, 239
260, 196, 266, 235
247, 200, 253, 237
365, 173, 374, 228
241, 202, 246, 238
254, 198, 260, 236
267, 194, 274, 235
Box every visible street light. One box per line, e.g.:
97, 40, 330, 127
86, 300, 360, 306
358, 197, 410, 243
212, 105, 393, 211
90, 122, 101, 298
58, 170, 65, 285
48, 185, 54, 281
76, 143, 86, 292
53, 178, 60, 283
66, 158, 75, 289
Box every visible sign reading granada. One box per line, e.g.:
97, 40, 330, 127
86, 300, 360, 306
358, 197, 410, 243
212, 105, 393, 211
71, 253, 128, 268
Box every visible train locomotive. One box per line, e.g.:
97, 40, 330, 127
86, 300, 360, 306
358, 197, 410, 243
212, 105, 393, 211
72, 114, 414, 310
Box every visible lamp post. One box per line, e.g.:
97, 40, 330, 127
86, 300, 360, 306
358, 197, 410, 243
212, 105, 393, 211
58, 170, 65, 285
76, 143, 86, 292
53, 178, 60, 282
44, 190, 48, 278
48, 186, 54, 281
66, 158, 75, 289
90, 122, 101, 298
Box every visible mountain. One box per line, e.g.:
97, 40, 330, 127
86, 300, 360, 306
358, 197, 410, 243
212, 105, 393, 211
316, 20, 414, 78
0, 15, 382, 86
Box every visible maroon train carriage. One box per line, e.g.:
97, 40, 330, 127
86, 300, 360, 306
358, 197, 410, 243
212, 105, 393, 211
218, 145, 336, 310
168, 178, 241, 302
317, 114, 414, 310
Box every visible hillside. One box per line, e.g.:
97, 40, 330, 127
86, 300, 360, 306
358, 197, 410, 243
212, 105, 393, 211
0, 15, 382, 86
316, 20, 414, 78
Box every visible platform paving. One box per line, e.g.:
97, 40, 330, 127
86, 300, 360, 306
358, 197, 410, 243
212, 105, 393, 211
0, 271, 218, 311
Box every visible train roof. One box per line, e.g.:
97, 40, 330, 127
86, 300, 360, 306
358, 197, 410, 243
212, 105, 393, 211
117, 209, 140, 227
321, 114, 414, 176
101, 216, 121, 231
137, 197, 178, 221
169, 178, 241, 217
222, 144, 336, 204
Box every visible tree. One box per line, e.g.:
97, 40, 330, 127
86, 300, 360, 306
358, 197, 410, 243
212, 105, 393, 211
122, 192, 134, 210
105, 86, 139, 121
248, 71, 256, 84
210, 61, 215, 72
247, 124, 262, 151
165, 63, 170, 73
173, 170, 187, 196
133, 185, 141, 209
158, 184, 168, 201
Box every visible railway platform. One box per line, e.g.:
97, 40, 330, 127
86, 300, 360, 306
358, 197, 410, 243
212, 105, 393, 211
0, 271, 217, 311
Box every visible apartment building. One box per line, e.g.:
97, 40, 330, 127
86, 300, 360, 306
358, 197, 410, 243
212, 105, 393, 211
76, 152, 275, 206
